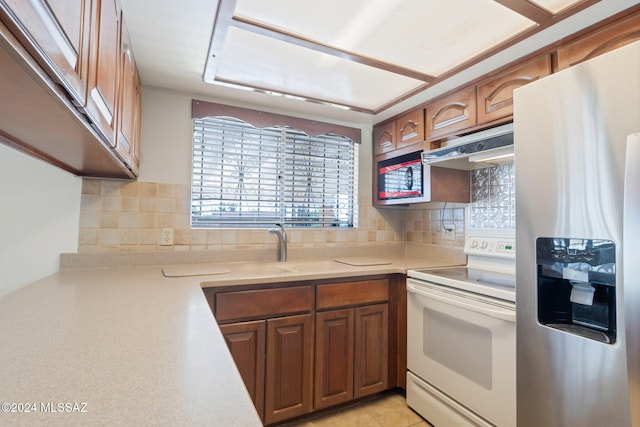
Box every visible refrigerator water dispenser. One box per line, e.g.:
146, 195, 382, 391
536, 238, 616, 344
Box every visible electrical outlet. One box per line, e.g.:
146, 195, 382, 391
160, 228, 174, 246
441, 226, 456, 241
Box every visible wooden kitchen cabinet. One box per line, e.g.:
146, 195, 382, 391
265, 314, 314, 425
116, 12, 141, 173
477, 54, 551, 125
314, 279, 389, 410
373, 108, 424, 156
219, 314, 313, 425
213, 285, 312, 323
556, 12, 640, 71
207, 285, 314, 425
84, 0, 120, 148
0, 0, 92, 106
425, 86, 477, 142
373, 120, 396, 155
315, 308, 355, 409
395, 108, 425, 148
219, 320, 266, 420
0, 0, 141, 178
205, 274, 404, 424
354, 303, 389, 398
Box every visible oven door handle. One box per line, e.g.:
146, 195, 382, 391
407, 282, 516, 323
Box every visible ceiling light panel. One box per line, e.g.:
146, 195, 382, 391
214, 27, 424, 110
234, 0, 536, 76
528, 0, 586, 14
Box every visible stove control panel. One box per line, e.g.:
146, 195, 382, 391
465, 236, 516, 259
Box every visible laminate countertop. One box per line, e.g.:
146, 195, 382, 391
0, 247, 464, 426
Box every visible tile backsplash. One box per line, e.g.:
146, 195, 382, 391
78, 179, 465, 253
469, 162, 515, 229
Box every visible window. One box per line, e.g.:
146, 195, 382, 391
191, 103, 359, 228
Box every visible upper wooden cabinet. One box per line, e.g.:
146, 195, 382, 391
477, 54, 551, 125
0, 0, 91, 106
426, 86, 477, 141
556, 12, 640, 71
0, 0, 140, 178
116, 12, 141, 174
373, 107, 425, 156
84, 0, 119, 148
395, 108, 425, 148
373, 120, 395, 155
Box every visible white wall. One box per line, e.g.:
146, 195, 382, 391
138, 87, 373, 190
0, 144, 81, 298
138, 89, 194, 186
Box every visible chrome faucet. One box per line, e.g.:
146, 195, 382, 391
268, 223, 287, 262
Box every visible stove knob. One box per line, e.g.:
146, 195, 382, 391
481, 241, 489, 249
470, 240, 478, 249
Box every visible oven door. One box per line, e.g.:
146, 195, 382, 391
406, 278, 516, 427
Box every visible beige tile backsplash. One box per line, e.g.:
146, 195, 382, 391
78, 179, 465, 253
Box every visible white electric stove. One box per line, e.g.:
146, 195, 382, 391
406, 233, 517, 427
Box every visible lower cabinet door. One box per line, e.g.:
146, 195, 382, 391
265, 314, 313, 425
219, 320, 266, 420
315, 308, 355, 409
354, 303, 389, 398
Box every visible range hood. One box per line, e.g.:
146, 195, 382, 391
421, 123, 514, 170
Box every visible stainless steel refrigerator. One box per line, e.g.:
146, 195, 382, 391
514, 40, 640, 427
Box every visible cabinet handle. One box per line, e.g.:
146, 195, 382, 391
407, 281, 515, 323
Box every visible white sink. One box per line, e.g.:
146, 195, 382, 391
236, 260, 341, 276
236, 263, 300, 275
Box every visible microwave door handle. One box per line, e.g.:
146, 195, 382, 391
407, 282, 516, 323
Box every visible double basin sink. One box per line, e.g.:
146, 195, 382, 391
162, 258, 391, 279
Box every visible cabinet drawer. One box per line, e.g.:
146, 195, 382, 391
316, 279, 389, 310
215, 286, 312, 322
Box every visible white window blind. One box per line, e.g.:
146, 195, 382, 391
192, 116, 357, 228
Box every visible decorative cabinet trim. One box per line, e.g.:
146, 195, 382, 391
432, 103, 470, 129
395, 108, 425, 148
426, 86, 477, 140
373, 120, 396, 155
477, 54, 551, 125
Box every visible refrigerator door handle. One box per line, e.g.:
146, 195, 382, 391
623, 133, 640, 427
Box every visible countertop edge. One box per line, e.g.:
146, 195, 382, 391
1, 248, 465, 426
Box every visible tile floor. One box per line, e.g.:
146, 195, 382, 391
290, 393, 432, 427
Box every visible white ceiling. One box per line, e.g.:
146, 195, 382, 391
120, 0, 638, 125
